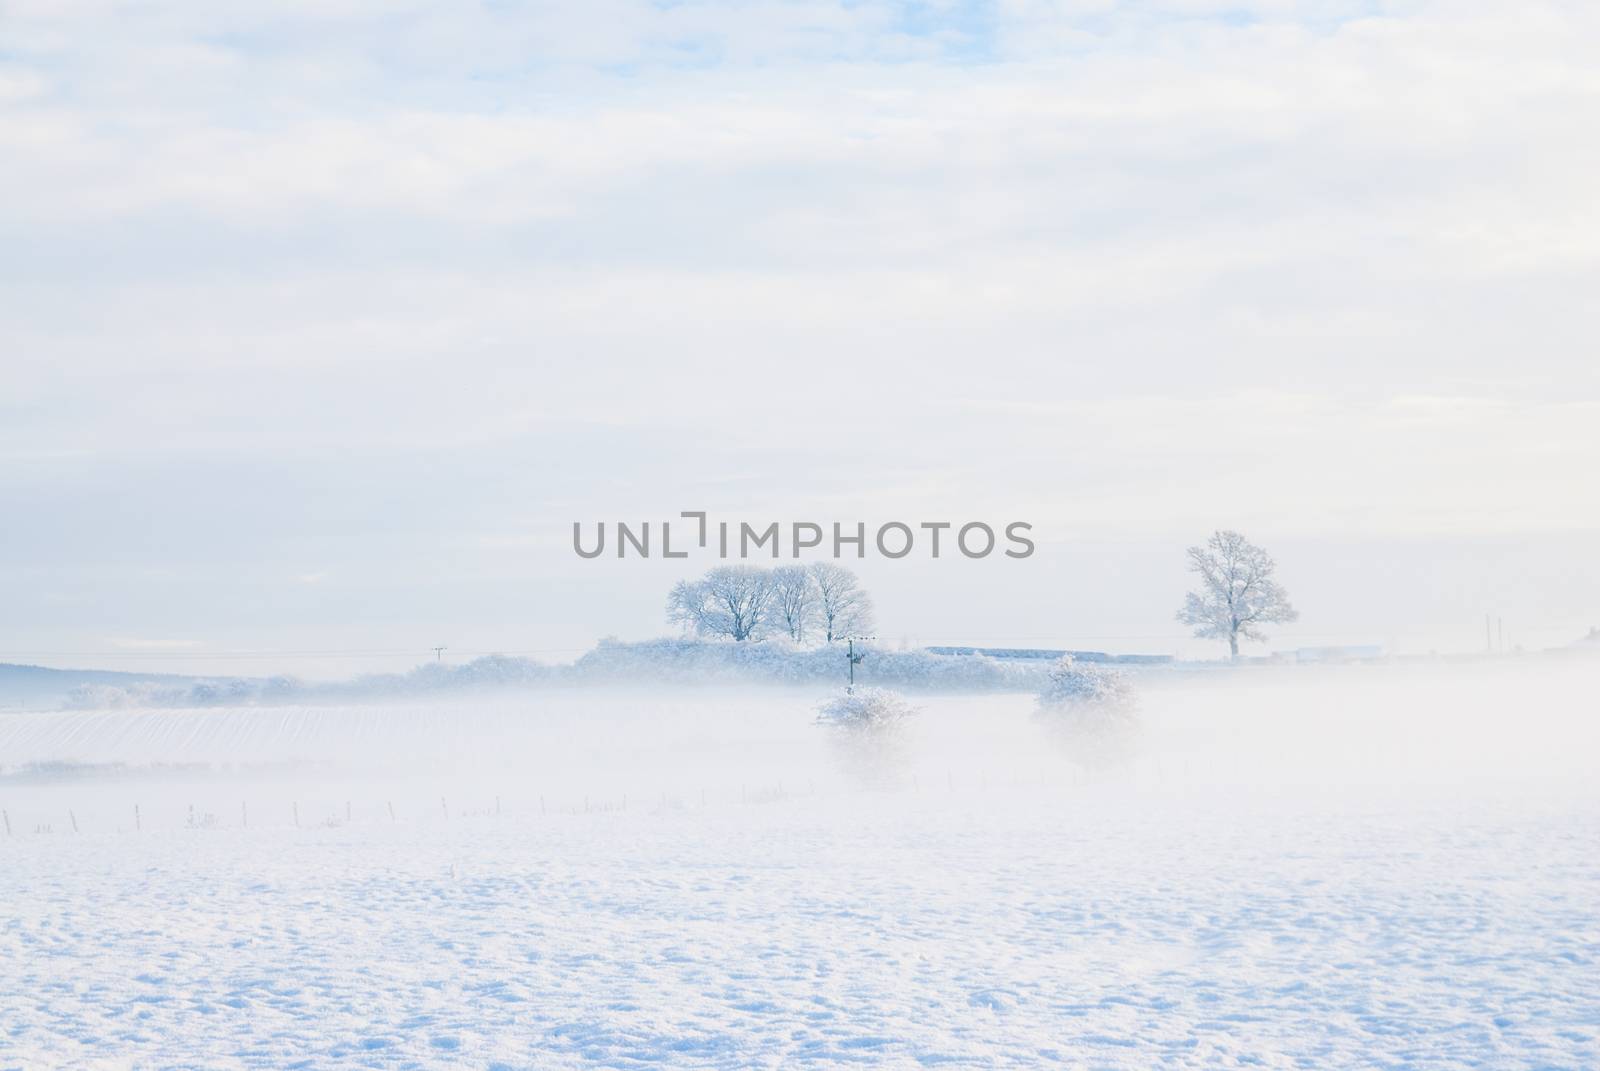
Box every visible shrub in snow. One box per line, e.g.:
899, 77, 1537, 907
815, 687, 917, 734
815, 687, 917, 786
1036, 655, 1137, 708
1033, 656, 1140, 769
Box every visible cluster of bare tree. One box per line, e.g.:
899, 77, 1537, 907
667, 563, 874, 643
665, 530, 1296, 657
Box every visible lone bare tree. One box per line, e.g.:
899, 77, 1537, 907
769, 565, 817, 642
667, 566, 776, 641
1177, 530, 1297, 659
807, 562, 874, 643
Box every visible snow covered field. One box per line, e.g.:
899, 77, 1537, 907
2, 662, 1597, 1069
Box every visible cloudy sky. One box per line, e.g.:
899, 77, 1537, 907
4, 0, 1598, 676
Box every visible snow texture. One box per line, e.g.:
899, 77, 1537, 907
2, 661, 1597, 1069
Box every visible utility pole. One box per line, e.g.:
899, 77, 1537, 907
845, 636, 873, 694
431, 646, 447, 663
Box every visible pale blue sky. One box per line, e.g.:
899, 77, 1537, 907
3, 0, 1598, 676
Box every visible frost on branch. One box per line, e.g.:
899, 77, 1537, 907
1033, 656, 1140, 769
815, 687, 917, 785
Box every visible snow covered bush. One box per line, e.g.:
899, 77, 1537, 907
1033, 656, 1141, 769
1037, 655, 1137, 709
815, 687, 917, 733
815, 687, 918, 786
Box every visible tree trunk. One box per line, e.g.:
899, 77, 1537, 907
1228, 632, 1239, 660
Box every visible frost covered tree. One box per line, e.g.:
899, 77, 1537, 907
769, 565, 817, 643
666, 566, 776, 641
807, 562, 874, 643
1176, 530, 1298, 659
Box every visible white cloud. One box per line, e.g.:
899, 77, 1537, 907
2, 0, 1598, 660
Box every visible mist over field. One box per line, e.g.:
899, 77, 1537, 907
3, 659, 1596, 1068
5, 658, 1598, 801
7, 0, 1600, 1066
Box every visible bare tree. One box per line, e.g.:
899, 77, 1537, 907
667, 566, 776, 641
807, 562, 874, 643
769, 565, 817, 643
1176, 530, 1298, 659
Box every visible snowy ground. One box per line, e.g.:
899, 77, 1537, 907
2, 662, 1597, 1069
